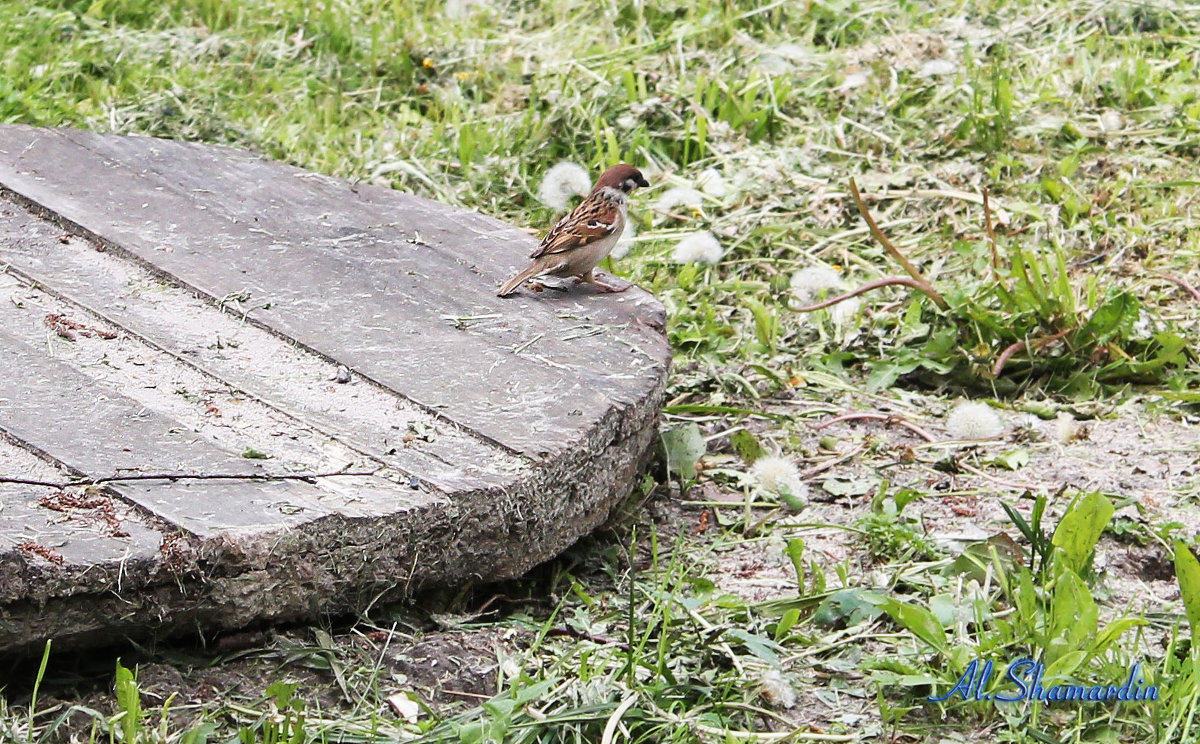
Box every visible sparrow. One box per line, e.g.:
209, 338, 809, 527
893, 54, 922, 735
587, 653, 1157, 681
497, 164, 649, 297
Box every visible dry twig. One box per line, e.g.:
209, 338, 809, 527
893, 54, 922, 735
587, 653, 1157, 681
1154, 271, 1200, 302
848, 178, 949, 310
791, 277, 936, 312
0, 470, 380, 490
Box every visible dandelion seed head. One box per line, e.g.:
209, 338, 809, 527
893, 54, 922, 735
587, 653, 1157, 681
789, 266, 844, 304
750, 456, 807, 507
653, 186, 704, 214
671, 231, 723, 264
758, 669, 797, 709
537, 161, 591, 211
751, 455, 798, 490
828, 296, 861, 325
1052, 412, 1079, 443
946, 401, 1004, 440
1100, 109, 1125, 132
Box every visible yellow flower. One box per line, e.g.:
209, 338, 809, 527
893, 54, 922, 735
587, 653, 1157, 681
422, 57, 435, 68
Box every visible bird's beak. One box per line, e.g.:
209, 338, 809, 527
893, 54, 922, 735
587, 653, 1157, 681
636, 176, 650, 188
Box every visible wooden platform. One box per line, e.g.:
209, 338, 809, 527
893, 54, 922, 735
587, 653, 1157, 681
0, 125, 669, 653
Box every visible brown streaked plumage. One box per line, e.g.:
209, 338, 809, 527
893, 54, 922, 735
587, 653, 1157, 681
497, 164, 649, 297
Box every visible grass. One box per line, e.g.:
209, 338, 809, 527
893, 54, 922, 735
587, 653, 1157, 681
4, 0, 1200, 741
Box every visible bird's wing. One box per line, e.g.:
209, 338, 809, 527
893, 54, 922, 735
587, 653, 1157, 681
530, 199, 621, 259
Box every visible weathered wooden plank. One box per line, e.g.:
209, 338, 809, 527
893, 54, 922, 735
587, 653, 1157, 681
0, 203, 524, 495
0, 126, 667, 458
0, 328, 433, 536
0, 327, 265, 478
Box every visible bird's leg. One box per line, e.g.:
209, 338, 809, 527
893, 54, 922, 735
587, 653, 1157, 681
576, 269, 630, 293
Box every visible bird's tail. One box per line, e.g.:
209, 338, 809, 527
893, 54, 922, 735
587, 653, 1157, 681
497, 264, 546, 297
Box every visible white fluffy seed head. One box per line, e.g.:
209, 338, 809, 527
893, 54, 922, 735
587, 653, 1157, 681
750, 455, 807, 506
1099, 110, 1125, 132
789, 266, 844, 304
751, 455, 799, 490
1052, 412, 1079, 443
537, 161, 592, 211
653, 186, 704, 214
610, 221, 636, 260
671, 231, 723, 264
946, 401, 1004, 440
758, 669, 797, 709
827, 296, 861, 326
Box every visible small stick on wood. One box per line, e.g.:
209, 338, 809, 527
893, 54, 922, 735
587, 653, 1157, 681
1153, 271, 1200, 302
791, 276, 942, 312
810, 412, 937, 443
0, 470, 381, 490
0, 477, 68, 489
848, 178, 950, 310
992, 328, 1072, 377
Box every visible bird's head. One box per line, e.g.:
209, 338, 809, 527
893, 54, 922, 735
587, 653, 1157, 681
594, 164, 649, 195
